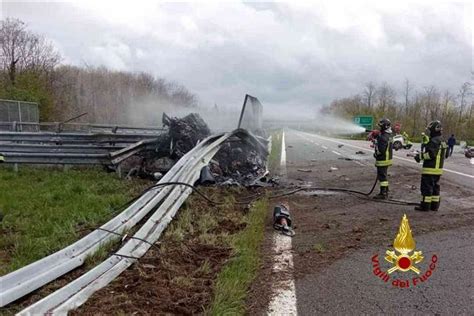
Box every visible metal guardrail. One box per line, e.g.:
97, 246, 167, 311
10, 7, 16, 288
0, 143, 120, 154
0, 129, 266, 312
0, 131, 159, 143
0, 152, 110, 165
0, 121, 164, 134
0, 129, 164, 166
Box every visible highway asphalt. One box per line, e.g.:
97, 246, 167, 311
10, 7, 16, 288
282, 129, 474, 315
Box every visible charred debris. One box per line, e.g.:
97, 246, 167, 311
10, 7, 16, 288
122, 112, 272, 187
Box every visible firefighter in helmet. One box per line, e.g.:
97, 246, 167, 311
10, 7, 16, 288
414, 120, 448, 212
373, 118, 393, 199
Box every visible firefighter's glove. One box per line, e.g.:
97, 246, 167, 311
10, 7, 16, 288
414, 155, 421, 163
373, 153, 378, 159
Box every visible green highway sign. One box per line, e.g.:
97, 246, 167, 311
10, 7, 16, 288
353, 115, 373, 130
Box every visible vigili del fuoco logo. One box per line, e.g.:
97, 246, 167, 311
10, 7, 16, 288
371, 214, 438, 288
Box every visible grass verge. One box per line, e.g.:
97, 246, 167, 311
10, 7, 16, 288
208, 198, 268, 315
268, 129, 283, 173
72, 187, 252, 315
0, 166, 149, 275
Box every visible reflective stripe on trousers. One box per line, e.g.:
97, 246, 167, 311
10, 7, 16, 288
422, 196, 432, 203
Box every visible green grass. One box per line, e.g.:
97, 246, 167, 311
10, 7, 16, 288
84, 238, 121, 268
313, 242, 325, 253
0, 166, 148, 275
208, 198, 268, 315
268, 129, 283, 173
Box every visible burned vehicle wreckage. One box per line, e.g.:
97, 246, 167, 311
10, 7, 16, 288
122, 111, 270, 187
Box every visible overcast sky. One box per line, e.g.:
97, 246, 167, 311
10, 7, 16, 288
1, 1, 472, 110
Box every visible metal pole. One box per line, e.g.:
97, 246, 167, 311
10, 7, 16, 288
237, 94, 249, 129
17, 101, 22, 132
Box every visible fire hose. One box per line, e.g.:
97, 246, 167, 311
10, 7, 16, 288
116, 178, 418, 217
267, 177, 420, 206
99, 179, 416, 242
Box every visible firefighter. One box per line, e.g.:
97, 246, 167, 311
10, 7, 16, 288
414, 120, 448, 212
373, 118, 393, 199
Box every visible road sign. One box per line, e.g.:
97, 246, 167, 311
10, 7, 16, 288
353, 115, 373, 130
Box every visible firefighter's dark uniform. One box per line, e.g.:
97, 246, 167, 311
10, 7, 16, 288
417, 134, 447, 211
374, 131, 393, 195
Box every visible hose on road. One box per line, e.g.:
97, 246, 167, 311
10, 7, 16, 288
111, 178, 417, 218
267, 176, 419, 206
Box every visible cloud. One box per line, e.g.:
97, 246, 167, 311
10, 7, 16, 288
2, 0, 472, 112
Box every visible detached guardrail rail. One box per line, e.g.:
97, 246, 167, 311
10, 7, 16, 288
0, 129, 267, 314
0, 121, 165, 134
0, 128, 164, 166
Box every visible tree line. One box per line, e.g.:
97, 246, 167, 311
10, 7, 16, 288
328, 79, 473, 141
0, 18, 197, 124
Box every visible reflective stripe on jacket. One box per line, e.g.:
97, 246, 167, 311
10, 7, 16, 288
419, 135, 447, 175
375, 132, 393, 167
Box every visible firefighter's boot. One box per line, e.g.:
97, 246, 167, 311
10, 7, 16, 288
373, 187, 388, 200
430, 201, 440, 212
415, 202, 431, 212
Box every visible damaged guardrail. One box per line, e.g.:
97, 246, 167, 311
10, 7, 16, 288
0, 129, 267, 313
0, 130, 161, 165
0, 121, 165, 134
0, 131, 159, 144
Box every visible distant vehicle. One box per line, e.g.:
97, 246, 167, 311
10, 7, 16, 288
392, 134, 413, 150
367, 130, 412, 151
465, 146, 474, 158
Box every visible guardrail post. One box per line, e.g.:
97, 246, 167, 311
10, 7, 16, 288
116, 163, 122, 178
13, 163, 18, 172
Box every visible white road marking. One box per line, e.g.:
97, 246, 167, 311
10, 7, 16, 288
300, 131, 474, 179
267, 233, 297, 316
296, 133, 368, 167
280, 131, 287, 176
267, 132, 297, 315
322, 145, 328, 149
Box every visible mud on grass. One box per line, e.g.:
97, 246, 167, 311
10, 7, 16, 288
71, 187, 257, 315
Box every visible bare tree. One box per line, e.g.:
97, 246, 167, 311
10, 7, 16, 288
403, 79, 413, 117
441, 90, 454, 121
468, 100, 474, 128
421, 85, 440, 124
363, 82, 377, 109
0, 18, 60, 85
458, 82, 471, 123
377, 82, 396, 113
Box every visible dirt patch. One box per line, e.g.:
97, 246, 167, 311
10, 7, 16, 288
71, 187, 252, 315
73, 244, 232, 315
